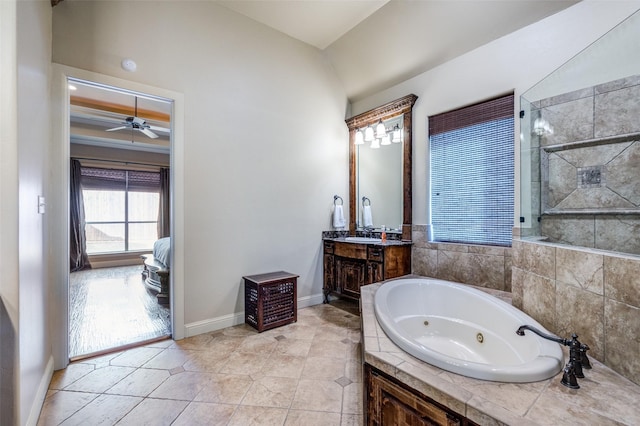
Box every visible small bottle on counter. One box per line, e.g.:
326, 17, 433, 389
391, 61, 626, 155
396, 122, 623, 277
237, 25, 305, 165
381, 225, 387, 243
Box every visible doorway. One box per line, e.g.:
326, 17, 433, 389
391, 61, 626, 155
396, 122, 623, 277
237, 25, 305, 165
67, 79, 173, 359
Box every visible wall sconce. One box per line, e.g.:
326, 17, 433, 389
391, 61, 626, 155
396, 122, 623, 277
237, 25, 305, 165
364, 126, 375, 142
391, 124, 402, 143
355, 129, 364, 145
533, 117, 554, 136
375, 120, 387, 139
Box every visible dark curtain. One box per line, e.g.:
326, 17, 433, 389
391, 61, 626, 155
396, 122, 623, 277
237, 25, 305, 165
70, 159, 90, 271
157, 167, 170, 238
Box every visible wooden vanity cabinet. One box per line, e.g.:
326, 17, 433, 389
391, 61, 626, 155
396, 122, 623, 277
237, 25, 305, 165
323, 240, 410, 301
366, 364, 478, 426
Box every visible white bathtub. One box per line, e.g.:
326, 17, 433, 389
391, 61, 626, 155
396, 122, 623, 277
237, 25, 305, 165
374, 277, 564, 383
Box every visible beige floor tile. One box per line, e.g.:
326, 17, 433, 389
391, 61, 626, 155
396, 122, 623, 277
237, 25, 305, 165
220, 351, 268, 375
278, 324, 318, 340
37, 391, 99, 426
182, 350, 231, 373
241, 376, 298, 408
308, 339, 349, 359
342, 382, 363, 415
194, 373, 253, 404
171, 333, 215, 350
48, 363, 95, 390
105, 367, 170, 397
260, 353, 306, 379
291, 379, 343, 413
228, 405, 288, 426
109, 346, 165, 367
345, 359, 363, 383
273, 338, 312, 357
172, 401, 236, 426
57, 394, 141, 425
116, 398, 188, 425
149, 371, 210, 401
284, 409, 342, 425
237, 334, 279, 354
341, 413, 364, 426
302, 357, 347, 381
64, 365, 135, 393
141, 347, 194, 370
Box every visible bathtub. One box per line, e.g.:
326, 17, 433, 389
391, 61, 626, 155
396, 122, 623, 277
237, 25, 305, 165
374, 277, 564, 383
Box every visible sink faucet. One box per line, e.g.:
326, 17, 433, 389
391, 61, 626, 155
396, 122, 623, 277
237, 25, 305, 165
516, 325, 591, 389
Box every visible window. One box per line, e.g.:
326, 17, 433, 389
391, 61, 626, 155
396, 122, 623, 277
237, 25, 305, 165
81, 167, 160, 254
429, 94, 514, 246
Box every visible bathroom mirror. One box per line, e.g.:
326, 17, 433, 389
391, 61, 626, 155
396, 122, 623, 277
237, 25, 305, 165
345, 94, 418, 240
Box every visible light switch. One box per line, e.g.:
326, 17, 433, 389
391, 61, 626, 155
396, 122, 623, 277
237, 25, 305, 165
38, 196, 45, 214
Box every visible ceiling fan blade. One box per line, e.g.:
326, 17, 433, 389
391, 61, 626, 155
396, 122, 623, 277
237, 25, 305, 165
148, 125, 170, 133
139, 127, 159, 139
106, 126, 128, 132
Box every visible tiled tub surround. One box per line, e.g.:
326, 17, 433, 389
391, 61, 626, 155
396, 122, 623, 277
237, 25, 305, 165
412, 225, 512, 292
361, 281, 640, 425
530, 74, 640, 255
512, 238, 640, 386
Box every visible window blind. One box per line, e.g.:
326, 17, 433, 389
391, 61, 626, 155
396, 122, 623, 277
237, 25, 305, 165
429, 94, 514, 246
80, 167, 160, 192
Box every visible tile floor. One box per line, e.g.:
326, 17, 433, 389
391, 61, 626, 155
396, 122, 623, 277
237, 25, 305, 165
38, 301, 363, 425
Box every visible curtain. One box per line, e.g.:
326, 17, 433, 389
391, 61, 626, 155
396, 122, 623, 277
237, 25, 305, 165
157, 167, 170, 238
70, 159, 91, 271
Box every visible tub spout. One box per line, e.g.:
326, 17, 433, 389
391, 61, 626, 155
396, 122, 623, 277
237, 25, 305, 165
517, 325, 591, 389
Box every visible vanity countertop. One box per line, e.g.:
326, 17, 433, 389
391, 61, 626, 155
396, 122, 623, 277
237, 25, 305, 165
323, 237, 413, 246
361, 280, 640, 425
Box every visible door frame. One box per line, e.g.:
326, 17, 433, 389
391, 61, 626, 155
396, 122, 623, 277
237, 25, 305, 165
50, 64, 185, 370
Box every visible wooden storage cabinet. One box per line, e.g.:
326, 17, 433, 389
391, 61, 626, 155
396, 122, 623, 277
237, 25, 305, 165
323, 240, 410, 302
244, 271, 298, 332
366, 364, 478, 426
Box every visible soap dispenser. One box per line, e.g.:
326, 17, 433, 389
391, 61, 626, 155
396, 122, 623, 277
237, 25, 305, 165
381, 225, 387, 243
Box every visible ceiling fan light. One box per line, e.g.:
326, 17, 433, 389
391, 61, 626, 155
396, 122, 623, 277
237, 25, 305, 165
355, 129, 364, 145
364, 126, 375, 142
375, 120, 386, 139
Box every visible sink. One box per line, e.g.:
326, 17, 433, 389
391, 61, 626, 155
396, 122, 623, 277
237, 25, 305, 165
374, 277, 564, 383
344, 237, 382, 243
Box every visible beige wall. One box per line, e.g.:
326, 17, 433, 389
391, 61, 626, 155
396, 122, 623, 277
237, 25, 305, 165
52, 2, 349, 336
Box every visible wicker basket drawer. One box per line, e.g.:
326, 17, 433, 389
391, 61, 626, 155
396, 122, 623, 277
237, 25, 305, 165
244, 271, 298, 332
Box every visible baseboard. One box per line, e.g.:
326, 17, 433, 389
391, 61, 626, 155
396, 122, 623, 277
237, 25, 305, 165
183, 293, 325, 338
26, 355, 54, 426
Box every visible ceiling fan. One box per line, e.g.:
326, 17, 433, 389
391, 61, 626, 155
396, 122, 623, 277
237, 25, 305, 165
105, 97, 167, 139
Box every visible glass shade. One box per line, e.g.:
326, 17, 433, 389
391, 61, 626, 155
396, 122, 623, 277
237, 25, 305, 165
371, 138, 381, 149
375, 120, 387, 139
364, 126, 375, 141
381, 134, 391, 145
355, 129, 364, 145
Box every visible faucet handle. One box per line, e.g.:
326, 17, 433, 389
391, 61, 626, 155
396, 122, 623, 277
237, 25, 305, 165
579, 343, 592, 370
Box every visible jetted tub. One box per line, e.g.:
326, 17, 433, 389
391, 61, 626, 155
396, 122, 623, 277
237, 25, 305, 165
374, 277, 564, 382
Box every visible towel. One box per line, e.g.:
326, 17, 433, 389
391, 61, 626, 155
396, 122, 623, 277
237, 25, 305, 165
362, 205, 373, 228
333, 205, 346, 229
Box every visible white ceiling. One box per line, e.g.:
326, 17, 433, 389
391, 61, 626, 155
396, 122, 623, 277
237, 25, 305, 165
217, 0, 578, 101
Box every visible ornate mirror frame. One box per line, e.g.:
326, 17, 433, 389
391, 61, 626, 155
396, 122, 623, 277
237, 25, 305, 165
345, 94, 418, 240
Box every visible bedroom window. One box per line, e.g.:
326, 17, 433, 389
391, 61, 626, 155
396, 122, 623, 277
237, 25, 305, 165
81, 167, 160, 254
429, 93, 514, 246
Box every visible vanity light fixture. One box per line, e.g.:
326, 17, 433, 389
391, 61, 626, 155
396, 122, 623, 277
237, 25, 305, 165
381, 134, 391, 146
371, 138, 381, 149
355, 129, 365, 145
364, 126, 375, 142
375, 119, 387, 139
392, 124, 402, 143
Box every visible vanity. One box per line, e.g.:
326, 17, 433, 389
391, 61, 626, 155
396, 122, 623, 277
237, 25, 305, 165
324, 94, 417, 302
322, 238, 411, 302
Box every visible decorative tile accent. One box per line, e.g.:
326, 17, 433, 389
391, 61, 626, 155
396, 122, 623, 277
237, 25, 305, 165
335, 376, 353, 388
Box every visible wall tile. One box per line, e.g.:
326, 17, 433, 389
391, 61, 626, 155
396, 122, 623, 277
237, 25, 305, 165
520, 270, 556, 332
595, 215, 640, 255
540, 87, 594, 108
595, 74, 640, 94
604, 142, 640, 206
555, 281, 604, 361
512, 240, 555, 280
555, 246, 603, 295
595, 84, 640, 137
542, 96, 594, 146
541, 215, 595, 248
411, 247, 437, 278
436, 250, 505, 291
604, 255, 640, 307
510, 267, 524, 311
604, 299, 640, 385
